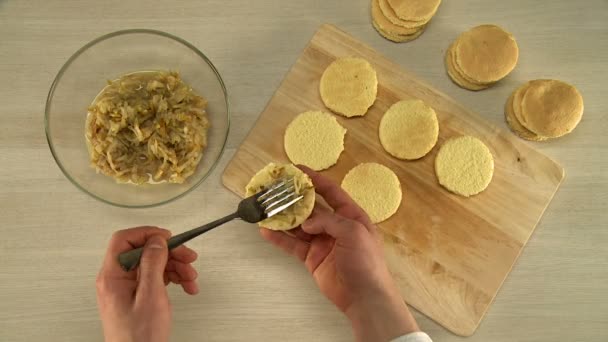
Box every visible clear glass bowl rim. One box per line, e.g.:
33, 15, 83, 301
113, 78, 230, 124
44, 28, 230, 208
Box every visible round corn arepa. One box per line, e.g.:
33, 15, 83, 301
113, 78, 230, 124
245, 163, 315, 231
505, 91, 547, 142
387, 0, 442, 22
519, 79, 584, 138
445, 43, 491, 91
371, 0, 422, 36
320, 57, 378, 117
512, 80, 535, 129
454, 24, 519, 84
435, 136, 494, 197
509, 82, 548, 141
341, 162, 402, 223
372, 15, 426, 43
450, 39, 495, 86
284, 111, 347, 171
379, 99, 439, 160
377, 0, 427, 29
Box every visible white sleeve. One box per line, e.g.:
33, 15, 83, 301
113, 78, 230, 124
390, 331, 433, 342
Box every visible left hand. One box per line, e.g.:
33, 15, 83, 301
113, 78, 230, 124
96, 226, 199, 342
260, 166, 420, 341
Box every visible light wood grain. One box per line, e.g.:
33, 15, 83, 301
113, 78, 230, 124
221, 24, 564, 335
1, 0, 607, 341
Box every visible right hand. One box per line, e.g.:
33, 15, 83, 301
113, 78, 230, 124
260, 166, 420, 341
96, 227, 199, 342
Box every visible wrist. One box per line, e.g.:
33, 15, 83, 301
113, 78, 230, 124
346, 286, 419, 342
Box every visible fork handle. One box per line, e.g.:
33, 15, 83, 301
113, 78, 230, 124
118, 212, 240, 272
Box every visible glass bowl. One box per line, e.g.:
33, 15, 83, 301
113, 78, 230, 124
45, 29, 229, 208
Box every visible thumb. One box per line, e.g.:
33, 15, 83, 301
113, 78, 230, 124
137, 234, 169, 297
302, 207, 367, 245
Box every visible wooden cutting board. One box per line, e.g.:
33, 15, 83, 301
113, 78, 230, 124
221, 24, 564, 336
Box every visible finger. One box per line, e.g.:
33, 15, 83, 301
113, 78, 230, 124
301, 207, 367, 245
310, 203, 332, 217
304, 234, 335, 275
166, 261, 175, 272
172, 260, 198, 282
170, 245, 198, 264
108, 226, 171, 255
136, 234, 169, 300
166, 272, 198, 295
166, 260, 198, 284
290, 227, 313, 242
167, 271, 180, 284
259, 228, 310, 263
298, 165, 373, 226
284, 227, 313, 242
101, 227, 171, 279
180, 280, 199, 295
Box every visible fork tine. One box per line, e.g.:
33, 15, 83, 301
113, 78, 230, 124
256, 178, 293, 201
265, 194, 304, 218
254, 177, 304, 218
260, 183, 296, 206
264, 191, 298, 212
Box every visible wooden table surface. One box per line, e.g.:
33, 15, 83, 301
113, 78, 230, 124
1, 1, 607, 341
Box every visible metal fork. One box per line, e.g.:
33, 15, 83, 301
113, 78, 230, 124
118, 178, 303, 271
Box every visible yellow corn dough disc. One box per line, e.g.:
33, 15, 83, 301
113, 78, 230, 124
372, 0, 428, 31
454, 25, 519, 84
320, 57, 378, 117
445, 43, 490, 91
284, 111, 347, 171
372, 15, 425, 43
379, 0, 427, 28
379, 99, 439, 160
387, 0, 442, 22
508, 83, 548, 141
504, 91, 547, 142
245, 163, 315, 231
341, 163, 402, 223
435, 136, 494, 197
372, 0, 420, 35
512, 81, 533, 127
451, 40, 495, 86
519, 79, 584, 138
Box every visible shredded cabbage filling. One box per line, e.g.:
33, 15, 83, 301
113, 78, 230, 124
85, 71, 209, 184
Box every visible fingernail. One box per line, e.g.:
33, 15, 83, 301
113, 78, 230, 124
147, 236, 166, 249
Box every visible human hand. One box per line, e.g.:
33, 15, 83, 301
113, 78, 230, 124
260, 166, 420, 342
96, 227, 199, 342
